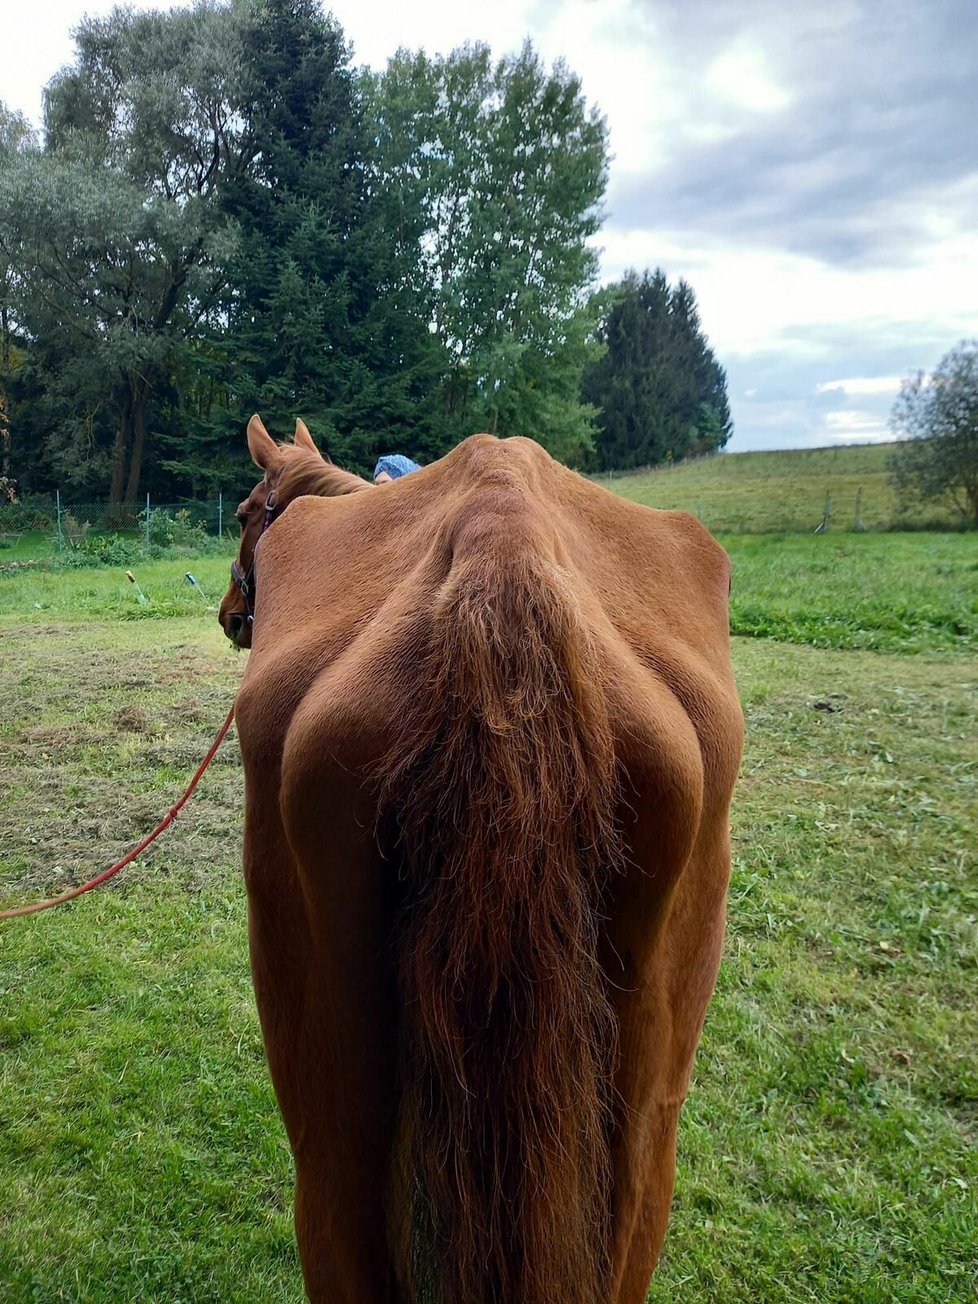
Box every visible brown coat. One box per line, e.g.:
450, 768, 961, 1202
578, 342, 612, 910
220, 419, 743, 1304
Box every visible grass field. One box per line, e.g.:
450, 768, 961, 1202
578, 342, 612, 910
1, 534, 976, 1302
606, 442, 964, 534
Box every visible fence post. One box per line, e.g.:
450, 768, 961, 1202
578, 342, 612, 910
853, 487, 867, 532
218, 491, 223, 538
814, 491, 832, 534
56, 489, 64, 556
145, 493, 151, 549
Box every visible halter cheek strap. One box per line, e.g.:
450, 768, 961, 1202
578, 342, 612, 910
230, 489, 278, 624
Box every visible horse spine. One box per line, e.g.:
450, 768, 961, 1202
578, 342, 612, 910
377, 542, 622, 1304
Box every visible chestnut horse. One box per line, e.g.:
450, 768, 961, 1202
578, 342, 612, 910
219, 415, 742, 1304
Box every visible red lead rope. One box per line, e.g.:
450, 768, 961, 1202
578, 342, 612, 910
0, 704, 236, 920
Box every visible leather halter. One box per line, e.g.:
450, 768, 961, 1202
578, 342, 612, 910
230, 488, 278, 625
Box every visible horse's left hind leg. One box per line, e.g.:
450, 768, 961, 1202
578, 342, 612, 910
243, 774, 400, 1303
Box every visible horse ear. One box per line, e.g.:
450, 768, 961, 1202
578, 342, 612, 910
247, 414, 278, 471
293, 418, 320, 455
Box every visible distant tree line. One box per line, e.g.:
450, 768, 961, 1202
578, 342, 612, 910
0, 0, 731, 504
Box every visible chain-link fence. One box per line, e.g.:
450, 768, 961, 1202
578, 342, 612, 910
0, 493, 231, 559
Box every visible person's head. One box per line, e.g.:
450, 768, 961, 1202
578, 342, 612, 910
373, 454, 421, 483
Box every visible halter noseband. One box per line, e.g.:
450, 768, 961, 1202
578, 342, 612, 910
230, 488, 278, 625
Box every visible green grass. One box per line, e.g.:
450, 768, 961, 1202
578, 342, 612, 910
0, 529, 61, 563
5, 535, 974, 658
649, 643, 977, 1302
1, 541, 975, 1302
0, 555, 236, 623
725, 533, 978, 655
606, 443, 965, 534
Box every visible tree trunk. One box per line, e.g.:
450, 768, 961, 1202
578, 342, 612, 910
109, 392, 132, 509
0, 304, 10, 483
124, 376, 152, 504
1, 303, 10, 375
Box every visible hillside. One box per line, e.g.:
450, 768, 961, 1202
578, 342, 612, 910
604, 443, 961, 534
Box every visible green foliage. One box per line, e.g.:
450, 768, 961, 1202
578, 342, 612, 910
888, 341, 978, 528
369, 42, 608, 462
0, 495, 54, 533
4, 7, 732, 494
143, 507, 215, 555
0, 101, 37, 491
584, 269, 731, 470
199, 0, 447, 477
62, 533, 139, 568
0, 3, 253, 504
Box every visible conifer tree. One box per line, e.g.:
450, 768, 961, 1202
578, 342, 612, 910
189, 0, 449, 480
584, 269, 731, 471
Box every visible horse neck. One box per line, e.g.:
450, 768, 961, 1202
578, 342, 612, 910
277, 450, 371, 503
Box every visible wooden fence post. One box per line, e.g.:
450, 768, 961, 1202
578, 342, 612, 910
814, 491, 832, 533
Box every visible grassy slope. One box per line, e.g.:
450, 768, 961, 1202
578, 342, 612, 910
1, 540, 976, 1302
605, 443, 963, 534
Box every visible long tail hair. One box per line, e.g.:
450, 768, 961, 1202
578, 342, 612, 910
376, 544, 623, 1304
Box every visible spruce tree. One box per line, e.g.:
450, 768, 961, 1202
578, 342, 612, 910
189, 0, 449, 479
584, 270, 731, 471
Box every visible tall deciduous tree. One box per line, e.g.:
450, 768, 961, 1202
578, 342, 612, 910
888, 341, 978, 528
583, 269, 732, 471
368, 42, 608, 463
0, 103, 36, 487
0, 2, 253, 503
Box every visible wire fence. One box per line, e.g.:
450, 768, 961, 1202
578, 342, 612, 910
0, 485, 963, 557
0, 493, 231, 558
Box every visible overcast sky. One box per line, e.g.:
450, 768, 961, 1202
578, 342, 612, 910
4, 0, 976, 451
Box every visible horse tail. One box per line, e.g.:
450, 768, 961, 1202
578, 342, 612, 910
377, 543, 622, 1304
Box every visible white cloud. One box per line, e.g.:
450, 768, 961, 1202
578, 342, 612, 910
820, 410, 892, 441
816, 377, 904, 396
705, 42, 792, 113
597, 226, 978, 358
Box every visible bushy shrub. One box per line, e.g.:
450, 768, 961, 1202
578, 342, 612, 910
143, 508, 215, 555
49, 507, 225, 567
61, 533, 139, 568
0, 497, 56, 533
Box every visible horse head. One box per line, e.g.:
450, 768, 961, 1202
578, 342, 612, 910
218, 413, 370, 648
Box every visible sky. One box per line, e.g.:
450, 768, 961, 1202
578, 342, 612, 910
4, 0, 977, 452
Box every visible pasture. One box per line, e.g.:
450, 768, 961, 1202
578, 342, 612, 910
1, 533, 976, 1302
606, 442, 963, 534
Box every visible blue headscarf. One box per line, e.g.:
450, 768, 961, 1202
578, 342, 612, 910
373, 454, 421, 480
